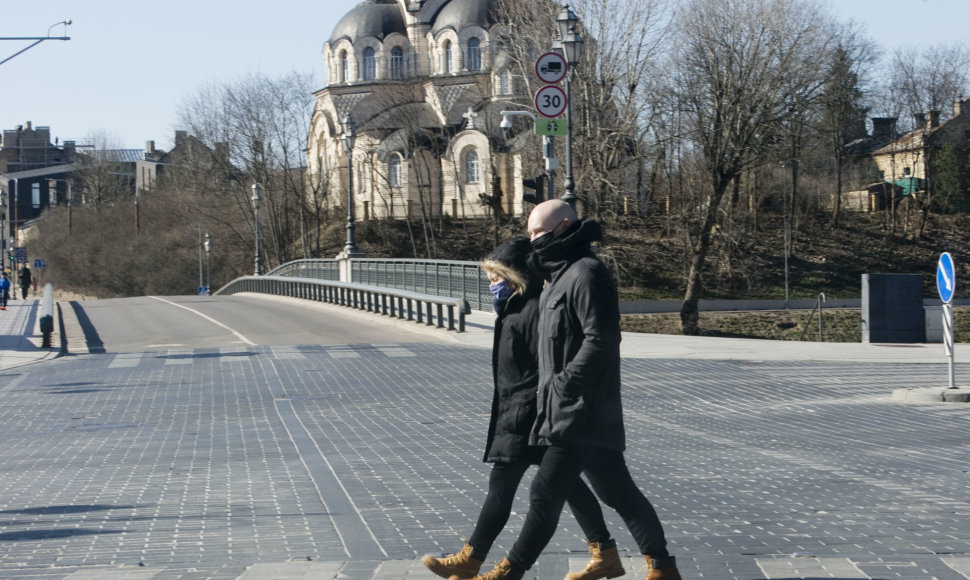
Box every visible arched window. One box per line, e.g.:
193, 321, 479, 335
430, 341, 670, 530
390, 47, 404, 80
467, 37, 481, 71
388, 154, 402, 187
339, 50, 349, 83
362, 47, 376, 81
464, 149, 479, 184
443, 40, 453, 74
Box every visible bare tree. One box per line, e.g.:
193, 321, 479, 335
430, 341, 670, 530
669, 0, 835, 334
176, 71, 319, 269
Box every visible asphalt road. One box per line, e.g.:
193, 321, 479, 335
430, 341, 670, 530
61, 294, 450, 352
0, 295, 967, 579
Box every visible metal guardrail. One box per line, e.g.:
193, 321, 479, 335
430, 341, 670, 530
267, 259, 340, 281
265, 258, 491, 312
40, 283, 54, 347
215, 275, 469, 332
351, 259, 491, 312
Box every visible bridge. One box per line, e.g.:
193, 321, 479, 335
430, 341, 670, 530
0, 269, 968, 579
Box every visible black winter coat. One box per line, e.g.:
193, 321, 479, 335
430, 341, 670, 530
528, 219, 625, 451
482, 283, 543, 463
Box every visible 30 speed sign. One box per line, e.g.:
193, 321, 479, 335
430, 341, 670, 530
534, 85, 567, 118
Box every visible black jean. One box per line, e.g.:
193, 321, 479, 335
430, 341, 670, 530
508, 445, 669, 570
467, 455, 612, 560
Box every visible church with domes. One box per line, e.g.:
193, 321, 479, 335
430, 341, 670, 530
308, 0, 538, 221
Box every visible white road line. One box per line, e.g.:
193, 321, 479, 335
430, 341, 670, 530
149, 296, 256, 346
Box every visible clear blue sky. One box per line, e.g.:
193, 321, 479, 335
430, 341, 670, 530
0, 0, 963, 150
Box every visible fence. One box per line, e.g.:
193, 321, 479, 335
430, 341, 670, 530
215, 275, 469, 332
267, 258, 491, 311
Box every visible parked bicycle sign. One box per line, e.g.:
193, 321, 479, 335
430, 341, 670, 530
534, 85, 567, 118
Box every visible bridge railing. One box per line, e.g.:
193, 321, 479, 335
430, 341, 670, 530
215, 275, 469, 332
266, 258, 491, 311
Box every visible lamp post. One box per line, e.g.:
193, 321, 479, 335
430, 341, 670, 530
340, 115, 362, 258
204, 232, 211, 294
251, 183, 262, 275
556, 5, 583, 208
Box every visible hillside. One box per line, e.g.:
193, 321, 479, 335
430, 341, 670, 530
341, 209, 970, 302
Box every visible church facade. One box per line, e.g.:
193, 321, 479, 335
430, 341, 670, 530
308, 0, 538, 221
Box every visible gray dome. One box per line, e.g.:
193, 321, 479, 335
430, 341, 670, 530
330, 0, 406, 44
431, 0, 493, 34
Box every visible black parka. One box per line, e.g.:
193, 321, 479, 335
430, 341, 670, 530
528, 219, 625, 451
482, 280, 543, 463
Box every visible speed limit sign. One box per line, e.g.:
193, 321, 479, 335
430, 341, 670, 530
534, 85, 567, 118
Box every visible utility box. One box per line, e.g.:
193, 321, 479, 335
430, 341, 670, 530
861, 274, 925, 343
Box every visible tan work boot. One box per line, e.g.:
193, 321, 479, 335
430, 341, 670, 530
565, 542, 626, 580
452, 557, 524, 580
644, 555, 681, 580
422, 543, 483, 579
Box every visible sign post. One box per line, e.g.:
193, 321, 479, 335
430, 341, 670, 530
937, 252, 956, 389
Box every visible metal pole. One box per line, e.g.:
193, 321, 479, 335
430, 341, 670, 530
944, 303, 955, 389
784, 214, 790, 309
561, 73, 576, 208
198, 226, 203, 292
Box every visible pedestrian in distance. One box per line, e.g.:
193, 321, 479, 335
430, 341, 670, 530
463, 201, 681, 580
0, 271, 10, 310
18, 265, 31, 300
422, 237, 625, 580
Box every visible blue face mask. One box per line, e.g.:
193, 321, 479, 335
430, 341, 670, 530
489, 280, 514, 312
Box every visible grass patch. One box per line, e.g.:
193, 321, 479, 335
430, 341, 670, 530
621, 306, 970, 343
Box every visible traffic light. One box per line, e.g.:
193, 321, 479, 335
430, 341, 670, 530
522, 175, 546, 205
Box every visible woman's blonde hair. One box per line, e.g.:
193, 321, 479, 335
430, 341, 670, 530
480, 259, 527, 296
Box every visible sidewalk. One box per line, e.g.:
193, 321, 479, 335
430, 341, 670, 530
456, 308, 970, 365
0, 296, 60, 369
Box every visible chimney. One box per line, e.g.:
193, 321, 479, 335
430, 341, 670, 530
146, 140, 155, 154
913, 112, 926, 130
175, 130, 187, 148
954, 98, 968, 118
872, 117, 897, 141
25, 121, 32, 131
928, 110, 941, 130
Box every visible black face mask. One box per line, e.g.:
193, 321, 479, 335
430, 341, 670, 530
530, 231, 556, 251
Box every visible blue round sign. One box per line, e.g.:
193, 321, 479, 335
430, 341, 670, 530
937, 252, 956, 303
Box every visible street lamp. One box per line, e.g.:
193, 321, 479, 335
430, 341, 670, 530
556, 5, 584, 208
251, 183, 262, 275
204, 232, 211, 294
339, 115, 363, 258
0, 20, 72, 67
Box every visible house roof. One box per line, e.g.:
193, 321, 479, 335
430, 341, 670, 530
871, 116, 956, 156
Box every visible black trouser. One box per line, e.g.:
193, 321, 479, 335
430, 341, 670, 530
0, 289, 7, 307
19, 285, 27, 300
467, 455, 612, 560
508, 445, 669, 570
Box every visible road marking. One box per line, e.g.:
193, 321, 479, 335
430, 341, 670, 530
164, 350, 193, 365
108, 353, 142, 368
377, 346, 415, 358
150, 296, 255, 346
271, 346, 306, 360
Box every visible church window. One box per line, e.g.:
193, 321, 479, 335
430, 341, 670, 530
467, 38, 481, 71
499, 71, 510, 95
389, 154, 402, 187
390, 47, 404, 79
340, 51, 349, 83
363, 47, 376, 81
464, 149, 479, 184
444, 40, 453, 74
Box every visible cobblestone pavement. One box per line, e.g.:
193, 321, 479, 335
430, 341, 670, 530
0, 336, 967, 580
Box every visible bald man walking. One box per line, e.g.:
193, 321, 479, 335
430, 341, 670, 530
459, 200, 680, 580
